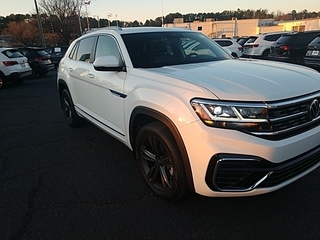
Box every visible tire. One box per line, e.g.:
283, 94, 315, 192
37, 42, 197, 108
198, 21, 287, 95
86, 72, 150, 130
60, 89, 84, 127
262, 49, 270, 60
135, 122, 189, 201
0, 74, 6, 89
293, 53, 305, 64
30, 68, 37, 79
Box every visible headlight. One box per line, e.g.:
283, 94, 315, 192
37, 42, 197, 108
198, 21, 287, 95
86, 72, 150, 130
190, 99, 269, 131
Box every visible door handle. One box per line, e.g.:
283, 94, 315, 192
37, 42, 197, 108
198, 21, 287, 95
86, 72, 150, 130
88, 73, 95, 79
68, 68, 73, 72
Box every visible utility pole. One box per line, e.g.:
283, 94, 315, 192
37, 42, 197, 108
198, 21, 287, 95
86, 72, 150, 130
162, 0, 164, 27
78, 0, 83, 35
34, 0, 46, 48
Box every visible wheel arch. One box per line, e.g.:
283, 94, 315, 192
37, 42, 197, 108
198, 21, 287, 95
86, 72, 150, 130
293, 51, 306, 64
129, 106, 195, 192
57, 79, 69, 96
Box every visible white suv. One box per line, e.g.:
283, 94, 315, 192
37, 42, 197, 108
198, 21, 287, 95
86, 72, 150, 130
242, 31, 288, 59
213, 38, 243, 57
57, 27, 320, 201
0, 47, 32, 89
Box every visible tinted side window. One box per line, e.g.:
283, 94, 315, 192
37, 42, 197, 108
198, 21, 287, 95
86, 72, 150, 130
214, 41, 224, 46
95, 35, 120, 61
264, 34, 282, 42
293, 33, 316, 45
305, 32, 320, 44
246, 37, 258, 43
224, 41, 232, 46
76, 37, 95, 63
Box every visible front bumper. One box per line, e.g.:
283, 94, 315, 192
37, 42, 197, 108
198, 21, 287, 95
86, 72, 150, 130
180, 120, 320, 197
205, 145, 320, 192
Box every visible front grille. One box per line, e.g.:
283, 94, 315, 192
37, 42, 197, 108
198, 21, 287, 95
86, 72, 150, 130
205, 145, 320, 192
251, 92, 320, 140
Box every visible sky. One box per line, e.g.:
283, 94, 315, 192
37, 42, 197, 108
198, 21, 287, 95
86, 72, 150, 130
0, 0, 319, 22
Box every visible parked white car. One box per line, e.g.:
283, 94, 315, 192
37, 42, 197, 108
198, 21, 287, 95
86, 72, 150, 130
57, 27, 320, 201
213, 38, 243, 57
242, 31, 289, 59
0, 47, 32, 88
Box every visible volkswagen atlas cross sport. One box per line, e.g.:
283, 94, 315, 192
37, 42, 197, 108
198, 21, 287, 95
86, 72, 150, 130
57, 27, 320, 201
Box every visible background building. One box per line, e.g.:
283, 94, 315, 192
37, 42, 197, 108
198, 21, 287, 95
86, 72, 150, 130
166, 18, 320, 38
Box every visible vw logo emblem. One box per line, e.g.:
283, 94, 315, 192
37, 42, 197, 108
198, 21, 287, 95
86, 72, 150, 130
309, 99, 319, 119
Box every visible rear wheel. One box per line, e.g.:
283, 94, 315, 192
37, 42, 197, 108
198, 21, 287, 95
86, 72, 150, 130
262, 49, 270, 60
135, 122, 190, 201
60, 89, 84, 127
293, 53, 305, 64
231, 52, 238, 58
30, 68, 37, 78
0, 74, 6, 89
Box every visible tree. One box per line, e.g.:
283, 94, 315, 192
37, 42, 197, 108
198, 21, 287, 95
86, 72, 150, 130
38, 0, 81, 45
3, 19, 40, 46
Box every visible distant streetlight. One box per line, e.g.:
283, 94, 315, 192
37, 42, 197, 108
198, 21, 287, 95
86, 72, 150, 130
83, 0, 91, 31
34, 0, 46, 47
108, 13, 112, 27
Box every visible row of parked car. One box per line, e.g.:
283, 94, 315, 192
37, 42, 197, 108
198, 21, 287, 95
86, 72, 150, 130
216, 30, 320, 71
0, 45, 68, 89
228, 30, 320, 70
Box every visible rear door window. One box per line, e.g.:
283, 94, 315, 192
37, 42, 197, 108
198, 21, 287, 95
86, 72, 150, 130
264, 34, 282, 42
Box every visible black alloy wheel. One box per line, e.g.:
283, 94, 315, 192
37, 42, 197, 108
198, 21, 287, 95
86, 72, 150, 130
61, 89, 84, 127
294, 53, 305, 64
135, 122, 189, 201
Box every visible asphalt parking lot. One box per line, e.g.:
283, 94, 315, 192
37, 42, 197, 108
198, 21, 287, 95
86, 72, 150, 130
0, 71, 319, 240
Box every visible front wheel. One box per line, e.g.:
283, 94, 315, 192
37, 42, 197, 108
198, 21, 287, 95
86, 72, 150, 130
135, 122, 190, 201
60, 89, 84, 127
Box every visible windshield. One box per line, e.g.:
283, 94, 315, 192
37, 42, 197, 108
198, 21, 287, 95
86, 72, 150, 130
121, 31, 231, 68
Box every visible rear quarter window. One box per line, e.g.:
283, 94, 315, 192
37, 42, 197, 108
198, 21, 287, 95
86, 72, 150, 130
2, 50, 24, 58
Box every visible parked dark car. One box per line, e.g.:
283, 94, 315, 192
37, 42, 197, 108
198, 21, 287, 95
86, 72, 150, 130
18, 47, 55, 78
268, 30, 320, 64
304, 33, 320, 71
45, 46, 68, 67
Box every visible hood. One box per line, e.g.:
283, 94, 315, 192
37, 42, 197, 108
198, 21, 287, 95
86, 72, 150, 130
145, 59, 320, 101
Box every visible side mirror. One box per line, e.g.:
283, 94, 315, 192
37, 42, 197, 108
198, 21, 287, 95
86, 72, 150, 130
93, 56, 125, 72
